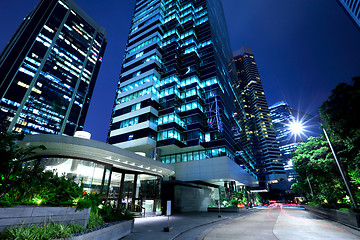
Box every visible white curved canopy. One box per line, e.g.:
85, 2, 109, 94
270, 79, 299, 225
20, 134, 175, 177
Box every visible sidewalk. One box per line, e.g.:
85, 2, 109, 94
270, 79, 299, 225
121, 209, 258, 240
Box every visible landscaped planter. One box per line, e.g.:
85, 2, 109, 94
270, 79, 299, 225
0, 206, 90, 232
56, 219, 134, 240
207, 206, 247, 213
305, 205, 360, 228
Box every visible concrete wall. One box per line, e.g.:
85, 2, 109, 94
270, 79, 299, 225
174, 185, 213, 212
305, 205, 360, 228
65, 220, 134, 240
0, 206, 90, 232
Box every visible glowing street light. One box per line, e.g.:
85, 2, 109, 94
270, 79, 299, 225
288, 117, 357, 209
289, 120, 304, 135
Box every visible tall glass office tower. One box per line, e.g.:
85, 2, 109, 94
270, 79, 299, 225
0, 0, 107, 135
109, 0, 242, 163
108, 0, 258, 205
269, 101, 299, 181
338, 0, 360, 28
233, 47, 286, 185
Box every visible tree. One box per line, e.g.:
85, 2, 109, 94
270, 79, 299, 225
0, 133, 46, 200
291, 136, 349, 206
319, 77, 360, 203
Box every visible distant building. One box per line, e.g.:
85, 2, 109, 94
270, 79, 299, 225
107, 0, 258, 211
338, 0, 360, 28
269, 101, 299, 181
0, 0, 107, 135
233, 47, 286, 186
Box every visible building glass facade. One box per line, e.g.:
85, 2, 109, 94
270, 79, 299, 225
338, 0, 360, 28
108, 0, 252, 180
269, 101, 300, 181
233, 47, 286, 185
0, 0, 107, 135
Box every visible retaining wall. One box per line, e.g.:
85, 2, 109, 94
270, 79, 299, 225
63, 219, 134, 240
0, 206, 90, 232
305, 205, 360, 228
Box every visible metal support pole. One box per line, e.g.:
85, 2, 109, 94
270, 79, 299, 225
307, 176, 314, 197
323, 128, 357, 209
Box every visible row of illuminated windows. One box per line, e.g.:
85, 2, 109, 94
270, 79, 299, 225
27, 106, 62, 124
164, 28, 180, 38
166, 7, 177, 16
180, 2, 192, 11
180, 7, 194, 18
32, 98, 65, 119
25, 56, 41, 67
158, 113, 186, 128
181, 30, 196, 39
127, 36, 160, 55
197, 10, 207, 18
179, 101, 204, 112
158, 75, 179, 86
181, 39, 211, 55
162, 37, 178, 47
133, 0, 157, 19
180, 75, 200, 87
196, 16, 208, 25
181, 15, 194, 24
144, 54, 162, 63
119, 74, 158, 94
199, 40, 211, 48
58, 34, 87, 58
119, 116, 139, 129
181, 38, 197, 47
164, 13, 179, 23
157, 128, 184, 142
160, 147, 229, 163
131, 8, 163, 33
165, 1, 179, 10
117, 86, 157, 104
184, 46, 198, 55
132, 6, 160, 26
164, 0, 176, 6
159, 86, 180, 98
24, 121, 56, 134
180, 87, 202, 99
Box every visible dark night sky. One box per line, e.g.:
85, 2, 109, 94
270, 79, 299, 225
1, 0, 360, 142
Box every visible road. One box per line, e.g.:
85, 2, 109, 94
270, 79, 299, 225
195, 205, 360, 240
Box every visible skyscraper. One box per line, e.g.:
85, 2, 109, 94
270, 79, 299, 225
233, 47, 286, 186
0, 0, 107, 135
108, 0, 258, 210
109, 0, 241, 161
338, 0, 360, 28
269, 101, 299, 181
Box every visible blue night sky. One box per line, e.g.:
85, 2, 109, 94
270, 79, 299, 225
1, 0, 359, 142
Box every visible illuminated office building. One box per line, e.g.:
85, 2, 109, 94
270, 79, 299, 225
0, 0, 106, 135
108, 0, 257, 210
233, 47, 286, 186
269, 101, 299, 181
338, 0, 360, 28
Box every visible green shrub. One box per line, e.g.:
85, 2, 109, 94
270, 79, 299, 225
77, 193, 102, 211
0, 222, 85, 240
99, 204, 134, 222
87, 211, 105, 229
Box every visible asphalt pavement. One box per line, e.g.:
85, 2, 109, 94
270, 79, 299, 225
121, 206, 360, 240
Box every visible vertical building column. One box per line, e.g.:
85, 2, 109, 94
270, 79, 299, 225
131, 173, 138, 211
100, 166, 112, 201
117, 173, 125, 207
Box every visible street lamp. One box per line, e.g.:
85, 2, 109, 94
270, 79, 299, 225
288, 120, 304, 135
289, 119, 357, 209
